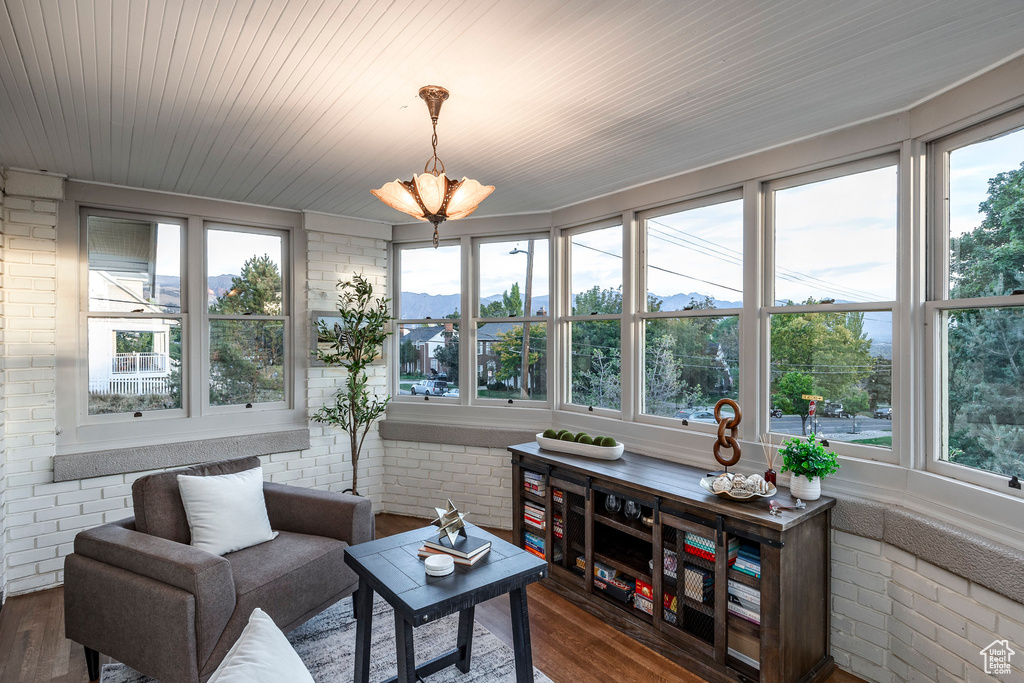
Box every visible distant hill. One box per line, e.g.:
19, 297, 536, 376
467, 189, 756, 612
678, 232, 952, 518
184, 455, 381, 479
155, 274, 239, 309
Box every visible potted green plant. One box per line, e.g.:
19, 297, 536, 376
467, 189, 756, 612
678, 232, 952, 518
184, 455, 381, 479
312, 274, 392, 496
778, 433, 840, 501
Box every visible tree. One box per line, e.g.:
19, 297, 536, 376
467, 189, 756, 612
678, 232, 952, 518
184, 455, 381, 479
490, 324, 548, 396
644, 334, 685, 415
841, 387, 871, 433
312, 274, 392, 495
866, 355, 892, 410
399, 337, 418, 371
209, 255, 284, 405
575, 347, 621, 409
775, 372, 816, 435
433, 326, 459, 384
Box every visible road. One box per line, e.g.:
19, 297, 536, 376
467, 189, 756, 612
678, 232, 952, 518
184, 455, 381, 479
768, 414, 892, 437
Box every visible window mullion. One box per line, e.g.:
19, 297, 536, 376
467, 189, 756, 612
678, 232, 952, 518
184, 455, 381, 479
188, 216, 204, 417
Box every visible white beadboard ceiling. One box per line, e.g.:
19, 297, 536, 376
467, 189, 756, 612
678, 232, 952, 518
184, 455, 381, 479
1, 0, 1023, 222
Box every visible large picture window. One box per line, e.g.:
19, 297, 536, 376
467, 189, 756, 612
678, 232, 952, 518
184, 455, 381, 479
565, 223, 623, 411
395, 243, 462, 400
640, 194, 742, 423
932, 114, 1024, 486
766, 160, 897, 452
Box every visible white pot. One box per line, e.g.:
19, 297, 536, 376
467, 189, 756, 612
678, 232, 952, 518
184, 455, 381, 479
789, 474, 821, 501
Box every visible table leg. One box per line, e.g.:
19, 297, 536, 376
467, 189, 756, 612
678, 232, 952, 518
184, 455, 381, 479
353, 585, 374, 683
456, 605, 476, 673
509, 587, 534, 683
395, 611, 417, 683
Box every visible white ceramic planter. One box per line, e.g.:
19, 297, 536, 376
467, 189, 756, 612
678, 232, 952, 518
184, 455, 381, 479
789, 474, 821, 501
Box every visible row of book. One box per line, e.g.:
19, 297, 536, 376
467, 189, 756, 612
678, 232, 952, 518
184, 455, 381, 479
727, 578, 761, 625
524, 531, 545, 560
524, 501, 545, 531
684, 532, 739, 565
523, 470, 546, 496
733, 544, 760, 579
417, 534, 491, 567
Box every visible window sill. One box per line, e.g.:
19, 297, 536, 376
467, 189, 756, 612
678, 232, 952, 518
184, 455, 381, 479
52, 428, 311, 482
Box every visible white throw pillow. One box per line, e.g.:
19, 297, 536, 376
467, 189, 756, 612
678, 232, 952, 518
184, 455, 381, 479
177, 467, 278, 556
207, 607, 314, 683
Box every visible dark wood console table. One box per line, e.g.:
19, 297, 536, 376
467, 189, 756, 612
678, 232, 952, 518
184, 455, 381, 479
509, 442, 835, 683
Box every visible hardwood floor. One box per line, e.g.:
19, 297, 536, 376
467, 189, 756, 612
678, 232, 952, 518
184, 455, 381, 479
0, 513, 866, 683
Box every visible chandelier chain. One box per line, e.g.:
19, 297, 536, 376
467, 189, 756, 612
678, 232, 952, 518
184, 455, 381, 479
424, 119, 446, 176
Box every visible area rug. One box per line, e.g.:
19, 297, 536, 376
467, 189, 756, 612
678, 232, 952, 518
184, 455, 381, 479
100, 593, 554, 682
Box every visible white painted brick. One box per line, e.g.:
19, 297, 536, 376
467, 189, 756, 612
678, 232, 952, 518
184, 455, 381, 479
969, 583, 1024, 625
834, 531, 883, 555
915, 596, 968, 636
917, 561, 969, 594
936, 586, 998, 630
892, 565, 940, 601
914, 632, 966, 678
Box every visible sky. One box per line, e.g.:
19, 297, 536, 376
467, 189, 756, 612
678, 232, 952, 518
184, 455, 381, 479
949, 125, 1024, 238
154, 227, 283, 279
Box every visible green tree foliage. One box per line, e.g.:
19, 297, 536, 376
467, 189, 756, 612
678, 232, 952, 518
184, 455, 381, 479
115, 331, 154, 354
774, 371, 815, 435
841, 387, 871, 432
490, 324, 548, 396
480, 283, 524, 317
866, 355, 891, 410
400, 338, 418, 369
312, 274, 392, 495
209, 255, 284, 405
433, 326, 460, 384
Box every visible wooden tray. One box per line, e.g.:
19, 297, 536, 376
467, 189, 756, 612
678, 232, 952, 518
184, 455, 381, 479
699, 476, 776, 501
535, 433, 624, 460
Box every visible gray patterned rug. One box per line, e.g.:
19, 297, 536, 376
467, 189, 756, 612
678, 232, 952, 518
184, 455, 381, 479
100, 593, 554, 682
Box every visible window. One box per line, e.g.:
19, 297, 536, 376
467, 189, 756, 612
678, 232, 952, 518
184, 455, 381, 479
640, 194, 742, 422
932, 113, 1024, 486
59, 191, 304, 453
766, 160, 897, 452
396, 243, 461, 399
565, 223, 623, 410
475, 237, 550, 403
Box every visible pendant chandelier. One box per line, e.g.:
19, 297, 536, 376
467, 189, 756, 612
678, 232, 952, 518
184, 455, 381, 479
372, 86, 494, 247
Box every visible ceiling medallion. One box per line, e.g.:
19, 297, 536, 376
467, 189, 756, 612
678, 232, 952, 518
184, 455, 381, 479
371, 86, 494, 247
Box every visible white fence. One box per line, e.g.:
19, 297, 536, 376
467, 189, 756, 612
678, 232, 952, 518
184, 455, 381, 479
112, 352, 167, 374
90, 376, 171, 395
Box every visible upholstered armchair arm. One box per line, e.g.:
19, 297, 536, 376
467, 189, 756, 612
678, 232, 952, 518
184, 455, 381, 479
263, 482, 374, 546
71, 523, 236, 673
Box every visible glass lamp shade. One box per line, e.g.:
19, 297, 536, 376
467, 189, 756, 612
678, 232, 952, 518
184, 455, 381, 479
371, 174, 494, 223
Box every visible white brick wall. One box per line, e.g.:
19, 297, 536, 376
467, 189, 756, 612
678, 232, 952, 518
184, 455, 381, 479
381, 441, 513, 529
0, 176, 391, 598
831, 529, 1024, 682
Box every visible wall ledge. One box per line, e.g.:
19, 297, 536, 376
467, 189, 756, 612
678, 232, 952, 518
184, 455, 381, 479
53, 429, 311, 481
832, 493, 1024, 606
379, 420, 537, 449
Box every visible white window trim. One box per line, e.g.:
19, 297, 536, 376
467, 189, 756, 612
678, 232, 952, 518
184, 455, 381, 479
55, 182, 307, 455
763, 155, 902, 465
926, 109, 1024, 498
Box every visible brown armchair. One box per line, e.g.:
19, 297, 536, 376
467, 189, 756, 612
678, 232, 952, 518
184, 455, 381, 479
63, 456, 373, 682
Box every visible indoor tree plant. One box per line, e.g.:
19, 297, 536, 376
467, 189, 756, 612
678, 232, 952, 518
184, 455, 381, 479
312, 274, 392, 496
778, 433, 840, 500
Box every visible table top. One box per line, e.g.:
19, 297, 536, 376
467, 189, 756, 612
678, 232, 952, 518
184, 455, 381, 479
344, 523, 547, 625
510, 441, 834, 532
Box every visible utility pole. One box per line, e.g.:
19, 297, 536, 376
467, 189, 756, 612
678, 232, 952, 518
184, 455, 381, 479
520, 240, 535, 399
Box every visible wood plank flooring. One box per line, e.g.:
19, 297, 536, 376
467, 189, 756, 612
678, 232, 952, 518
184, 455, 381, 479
0, 513, 866, 683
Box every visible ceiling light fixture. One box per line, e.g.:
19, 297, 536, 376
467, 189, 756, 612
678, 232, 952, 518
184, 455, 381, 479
372, 86, 494, 248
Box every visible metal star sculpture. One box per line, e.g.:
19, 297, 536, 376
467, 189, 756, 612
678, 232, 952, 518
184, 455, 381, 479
432, 499, 468, 545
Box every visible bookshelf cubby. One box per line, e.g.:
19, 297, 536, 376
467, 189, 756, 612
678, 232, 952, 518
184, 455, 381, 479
510, 441, 836, 683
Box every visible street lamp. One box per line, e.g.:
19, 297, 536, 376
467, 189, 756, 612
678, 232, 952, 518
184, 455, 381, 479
509, 242, 535, 400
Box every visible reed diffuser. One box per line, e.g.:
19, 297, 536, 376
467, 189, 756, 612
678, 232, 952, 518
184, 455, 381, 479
760, 433, 778, 485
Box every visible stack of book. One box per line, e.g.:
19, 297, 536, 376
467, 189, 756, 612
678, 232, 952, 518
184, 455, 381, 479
733, 544, 761, 579
684, 532, 739, 565
553, 488, 564, 505
553, 513, 564, 539
524, 501, 545, 531
523, 471, 546, 496
418, 534, 491, 567
524, 531, 545, 559
684, 564, 715, 604
727, 578, 761, 625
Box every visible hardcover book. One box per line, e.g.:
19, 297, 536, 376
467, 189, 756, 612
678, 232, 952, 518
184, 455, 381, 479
423, 534, 492, 559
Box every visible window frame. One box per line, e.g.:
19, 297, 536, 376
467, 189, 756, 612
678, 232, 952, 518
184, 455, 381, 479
55, 184, 306, 455
925, 108, 1024, 497
763, 154, 901, 463
392, 238, 464, 405
636, 190, 744, 433
561, 218, 626, 417
471, 232, 553, 408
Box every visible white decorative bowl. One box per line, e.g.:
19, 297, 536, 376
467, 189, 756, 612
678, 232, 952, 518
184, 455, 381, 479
536, 433, 624, 460
424, 553, 455, 576
699, 476, 776, 502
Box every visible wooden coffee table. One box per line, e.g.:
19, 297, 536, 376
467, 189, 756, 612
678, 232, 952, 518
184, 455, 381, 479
344, 523, 547, 683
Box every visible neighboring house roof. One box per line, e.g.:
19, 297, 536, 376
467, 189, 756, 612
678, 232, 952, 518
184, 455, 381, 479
402, 325, 446, 344
478, 321, 525, 341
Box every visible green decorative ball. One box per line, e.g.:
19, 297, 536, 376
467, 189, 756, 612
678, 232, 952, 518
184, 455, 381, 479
556, 429, 572, 439
599, 437, 618, 447
559, 432, 576, 442
575, 431, 589, 442
542, 428, 559, 439
578, 435, 594, 445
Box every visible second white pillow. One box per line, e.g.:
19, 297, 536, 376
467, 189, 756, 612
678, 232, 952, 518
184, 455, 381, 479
177, 466, 277, 556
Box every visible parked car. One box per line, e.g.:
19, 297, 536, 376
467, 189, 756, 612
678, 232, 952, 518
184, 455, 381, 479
770, 407, 783, 418
674, 408, 717, 423
874, 406, 892, 419
820, 402, 849, 418
442, 387, 460, 398
410, 379, 448, 396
